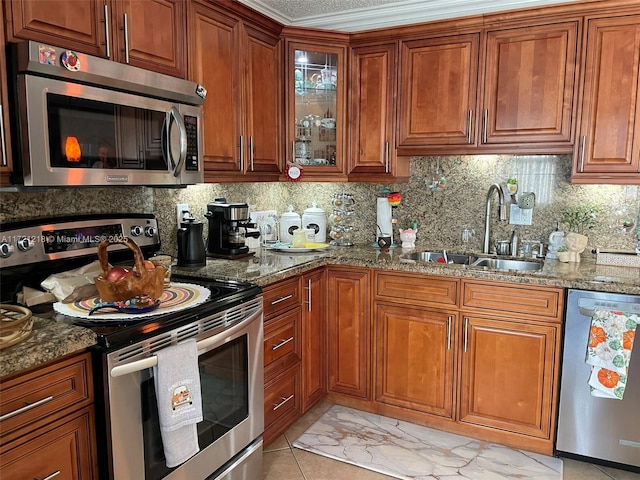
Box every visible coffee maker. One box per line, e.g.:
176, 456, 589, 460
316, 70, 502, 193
205, 198, 260, 257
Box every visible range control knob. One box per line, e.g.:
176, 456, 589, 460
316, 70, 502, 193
144, 226, 157, 237
130, 225, 143, 237
0, 242, 14, 258
17, 236, 34, 251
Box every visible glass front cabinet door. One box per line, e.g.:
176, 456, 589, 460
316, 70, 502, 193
285, 39, 346, 180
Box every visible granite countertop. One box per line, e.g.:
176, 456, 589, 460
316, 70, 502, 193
173, 244, 640, 295
4, 243, 639, 380
0, 316, 97, 379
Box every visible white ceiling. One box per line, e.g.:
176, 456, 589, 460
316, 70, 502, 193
237, 0, 579, 32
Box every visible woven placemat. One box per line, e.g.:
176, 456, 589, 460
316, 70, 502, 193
53, 282, 210, 321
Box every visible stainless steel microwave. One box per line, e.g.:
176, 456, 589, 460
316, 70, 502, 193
9, 41, 206, 188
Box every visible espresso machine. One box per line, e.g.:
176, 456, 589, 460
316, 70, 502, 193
204, 198, 260, 257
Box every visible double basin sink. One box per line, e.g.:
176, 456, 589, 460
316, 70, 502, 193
403, 251, 543, 273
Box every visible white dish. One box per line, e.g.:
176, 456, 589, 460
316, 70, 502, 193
271, 243, 330, 253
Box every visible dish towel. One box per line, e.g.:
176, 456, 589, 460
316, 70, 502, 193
153, 339, 203, 467
585, 309, 638, 399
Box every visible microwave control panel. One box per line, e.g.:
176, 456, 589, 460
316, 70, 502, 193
184, 115, 199, 172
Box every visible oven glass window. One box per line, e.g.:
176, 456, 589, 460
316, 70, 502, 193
46, 93, 169, 170
141, 335, 249, 479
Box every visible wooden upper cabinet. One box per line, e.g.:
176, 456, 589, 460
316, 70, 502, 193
189, 1, 281, 181
0, 4, 13, 184
283, 31, 348, 181
573, 15, 640, 184
113, 0, 186, 78
398, 33, 480, 149
398, 20, 579, 155
349, 42, 409, 182
482, 21, 579, 147
5, 0, 106, 56
189, 2, 240, 175
6, 1, 186, 78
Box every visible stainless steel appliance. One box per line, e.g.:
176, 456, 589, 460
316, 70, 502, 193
7, 41, 205, 188
0, 214, 264, 480
205, 199, 260, 257
556, 289, 640, 471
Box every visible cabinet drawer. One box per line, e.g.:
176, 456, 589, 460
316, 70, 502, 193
263, 277, 301, 319
264, 307, 301, 375
462, 281, 562, 321
264, 363, 301, 442
375, 271, 459, 308
0, 406, 96, 479
0, 353, 93, 445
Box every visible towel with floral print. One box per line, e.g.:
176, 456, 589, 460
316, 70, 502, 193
586, 309, 638, 399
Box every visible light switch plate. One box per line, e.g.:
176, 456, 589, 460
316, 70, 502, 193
509, 204, 533, 225
176, 203, 189, 226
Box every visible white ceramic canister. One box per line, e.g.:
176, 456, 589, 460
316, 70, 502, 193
302, 201, 327, 243
280, 205, 301, 243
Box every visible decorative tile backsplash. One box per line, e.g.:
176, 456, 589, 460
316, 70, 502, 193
2, 155, 638, 257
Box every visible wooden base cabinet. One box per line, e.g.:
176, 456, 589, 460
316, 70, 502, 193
327, 267, 371, 399
301, 268, 327, 413
375, 303, 456, 418
0, 352, 97, 479
459, 315, 558, 438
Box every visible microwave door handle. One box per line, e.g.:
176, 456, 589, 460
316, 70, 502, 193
167, 106, 187, 177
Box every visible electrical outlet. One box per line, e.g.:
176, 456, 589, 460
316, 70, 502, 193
176, 203, 189, 226
509, 204, 533, 225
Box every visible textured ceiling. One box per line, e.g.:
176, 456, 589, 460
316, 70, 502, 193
237, 0, 579, 31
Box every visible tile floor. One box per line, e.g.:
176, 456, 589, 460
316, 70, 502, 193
262, 401, 640, 480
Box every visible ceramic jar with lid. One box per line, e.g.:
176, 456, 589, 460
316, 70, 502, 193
302, 201, 327, 243
280, 206, 301, 243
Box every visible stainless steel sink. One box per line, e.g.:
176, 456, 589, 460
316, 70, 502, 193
402, 251, 543, 272
405, 251, 473, 265
470, 257, 542, 272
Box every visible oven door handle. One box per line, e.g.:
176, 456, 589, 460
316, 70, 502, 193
109, 306, 262, 378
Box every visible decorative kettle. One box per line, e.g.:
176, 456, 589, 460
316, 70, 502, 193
177, 216, 206, 267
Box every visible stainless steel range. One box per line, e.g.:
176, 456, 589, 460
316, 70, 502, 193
0, 214, 264, 480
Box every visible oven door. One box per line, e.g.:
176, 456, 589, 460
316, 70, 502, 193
16, 74, 202, 187
106, 298, 263, 480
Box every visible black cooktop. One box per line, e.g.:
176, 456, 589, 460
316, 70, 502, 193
49, 276, 261, 351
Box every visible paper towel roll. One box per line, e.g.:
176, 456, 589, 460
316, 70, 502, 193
376, 197, 392, 236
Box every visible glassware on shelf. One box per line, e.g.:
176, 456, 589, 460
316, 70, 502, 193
293, 48, 338, 167
329, 193, 355, 246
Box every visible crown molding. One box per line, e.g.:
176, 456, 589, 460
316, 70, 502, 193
237, 0, 579, 32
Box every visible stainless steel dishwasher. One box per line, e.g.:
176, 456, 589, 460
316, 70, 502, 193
556, 289, 640, 470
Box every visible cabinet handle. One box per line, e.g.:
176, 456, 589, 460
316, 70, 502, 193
0, 395, 54, 422
270, 294, 292, 305
239, 135, 244, 171
272, 394, 294, 411
384, 141, 389, 173
272, 336, 294, 351
463, 317, 469, 353
35, 471, 61, 480
482, 109, 488, 144
579, 135, 586, 173
103, 4, 111, 58
122, 12, 130, 63
292, 141, 295, 163
467, 109, 473, 144
0, 105, 7, 167
447, 315, 452, 350
305, 279, 312, 311
249, 136, 255, 172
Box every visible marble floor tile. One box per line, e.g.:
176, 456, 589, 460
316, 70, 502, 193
292, 405, 563, 480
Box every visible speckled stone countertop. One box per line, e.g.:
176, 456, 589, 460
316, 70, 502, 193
6, 244, 638, 380
0, 316, 97, 379
173, 244, 640, 295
